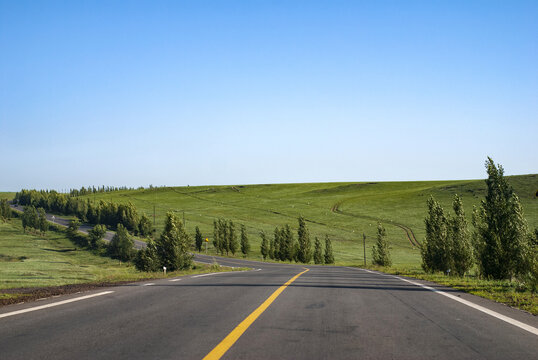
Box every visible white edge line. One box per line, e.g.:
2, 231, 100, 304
191, 269, 254, 278
0, 291, 114, 319
142, 283, 155, 286
353, 267, 538, 336
169, 278, 182, 282
191, 272, 223, 278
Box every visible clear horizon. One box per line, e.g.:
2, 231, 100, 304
2, 1, 537, 191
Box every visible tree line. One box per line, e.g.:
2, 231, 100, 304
69, 185, 141, 197
421, 158, 538, 290
14, 190, 153, 237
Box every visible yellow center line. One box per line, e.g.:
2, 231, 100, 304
202, 268, 310, 360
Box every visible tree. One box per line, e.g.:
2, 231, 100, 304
450, 195, 473, 276
213, 220, 219, 252
195, 226, 203, 252
273, 227, 281, 260
88, 224, 107, 249
228, 221, 238, 255
472, 158, 530, 280
421, 196, 450, 273
218, 219, 228, 255
134, 238, 160, 272
155, 212, 193, 271
296, 216, 312, 263
324, 235, 334, 264
240, 224, 250, 256
268, 232, 275, 260
260, 231, 269, 260
66, 218, 81, 239
22, 205, 38, 232
0, 199, 11, 221
37, 207, 48, 235
280, 225, 294, 261
292, 242, 300, 263
108, 223, 134, 261
313, 236, 323, 264
138, 214, 153, 238
372, 223, 391, 266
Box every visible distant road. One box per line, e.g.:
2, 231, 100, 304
4, 206, 538, 359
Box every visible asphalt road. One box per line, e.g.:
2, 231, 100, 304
5, 205, 538, 358
1, 254, 537, 360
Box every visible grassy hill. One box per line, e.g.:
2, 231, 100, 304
79, 174, 538, 268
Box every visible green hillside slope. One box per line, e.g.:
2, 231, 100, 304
79, 175, 537, 267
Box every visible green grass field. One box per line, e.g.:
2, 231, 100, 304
0, 219, 230, 292
79, 174, 538, 267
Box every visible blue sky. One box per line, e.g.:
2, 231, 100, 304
1, 1, 537, 191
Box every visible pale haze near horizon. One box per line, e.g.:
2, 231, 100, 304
1, 1, 537, 192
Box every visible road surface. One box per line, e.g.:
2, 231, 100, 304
5, 205, 537, 358
1, 254, 537, 359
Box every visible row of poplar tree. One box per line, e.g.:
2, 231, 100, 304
14, 190, 154, 237
258, 216, 335, 264
421, 158, 538, 289
209, 219, 250, 256
196, 216, 335, 264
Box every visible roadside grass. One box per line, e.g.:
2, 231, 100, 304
358, 264, 538, 315
0, 219, 244, 303
78, 174, 537, 267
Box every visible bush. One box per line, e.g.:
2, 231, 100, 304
88, 224, 107, 249
108, 223, 134, 261
372, 223, 391, 267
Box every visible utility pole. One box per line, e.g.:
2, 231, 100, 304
363, 233, 366, 266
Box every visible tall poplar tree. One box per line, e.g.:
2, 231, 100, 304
195, 226, 203, 252
450, 195, 473, 276
313, 236, 323, 264
37, 207, 48, 235
324, 235, 334, 264
473, 158, 530, 279
422, 197, 450, 273
240, 224, 250, 256
297, 216, 312, 263
228, 221, 238, 255
269, 232, 275, 260
273, 227, 281, 260
260, 231, 269, 260
372, 223, 391, 266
